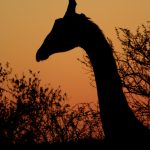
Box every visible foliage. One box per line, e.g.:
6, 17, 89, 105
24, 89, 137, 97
78, 55, 95, 88
0, 63, 103, 144
78, 23, 150, 128
115, 23, 150, 126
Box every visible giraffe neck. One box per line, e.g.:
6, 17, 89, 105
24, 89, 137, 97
81, 29, 140, 140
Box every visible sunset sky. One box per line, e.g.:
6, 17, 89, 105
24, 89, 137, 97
0, 0, 149, 105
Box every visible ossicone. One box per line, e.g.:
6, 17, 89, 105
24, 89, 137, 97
64, 0, 77, 17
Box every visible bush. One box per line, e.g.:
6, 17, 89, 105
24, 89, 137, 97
115, 23, 150, 127
78, 23, 150, 128
0, 63, 103, 144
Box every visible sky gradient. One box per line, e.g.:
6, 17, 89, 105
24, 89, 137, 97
0, 0, 149, 105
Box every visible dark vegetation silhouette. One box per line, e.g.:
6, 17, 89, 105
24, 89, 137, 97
36, 0, 150, 145
80, 23, 150, 128
0, 63, 103, 144
115, 24, 150, 127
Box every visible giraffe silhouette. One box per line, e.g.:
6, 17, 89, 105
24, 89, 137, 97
36, 0, 150, 145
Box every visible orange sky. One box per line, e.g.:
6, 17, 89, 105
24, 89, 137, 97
0, 0, 149, 105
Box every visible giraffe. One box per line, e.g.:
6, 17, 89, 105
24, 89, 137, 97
36, 0, 150, 144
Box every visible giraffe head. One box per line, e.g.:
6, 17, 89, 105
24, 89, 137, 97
36, 0, 95, 62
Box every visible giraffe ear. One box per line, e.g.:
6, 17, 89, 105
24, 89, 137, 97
64, 0, 77, 17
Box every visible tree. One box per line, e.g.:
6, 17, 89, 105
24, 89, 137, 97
0, 63, 103, 144
79, 23, 150, 128
115, 23, 150, 126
